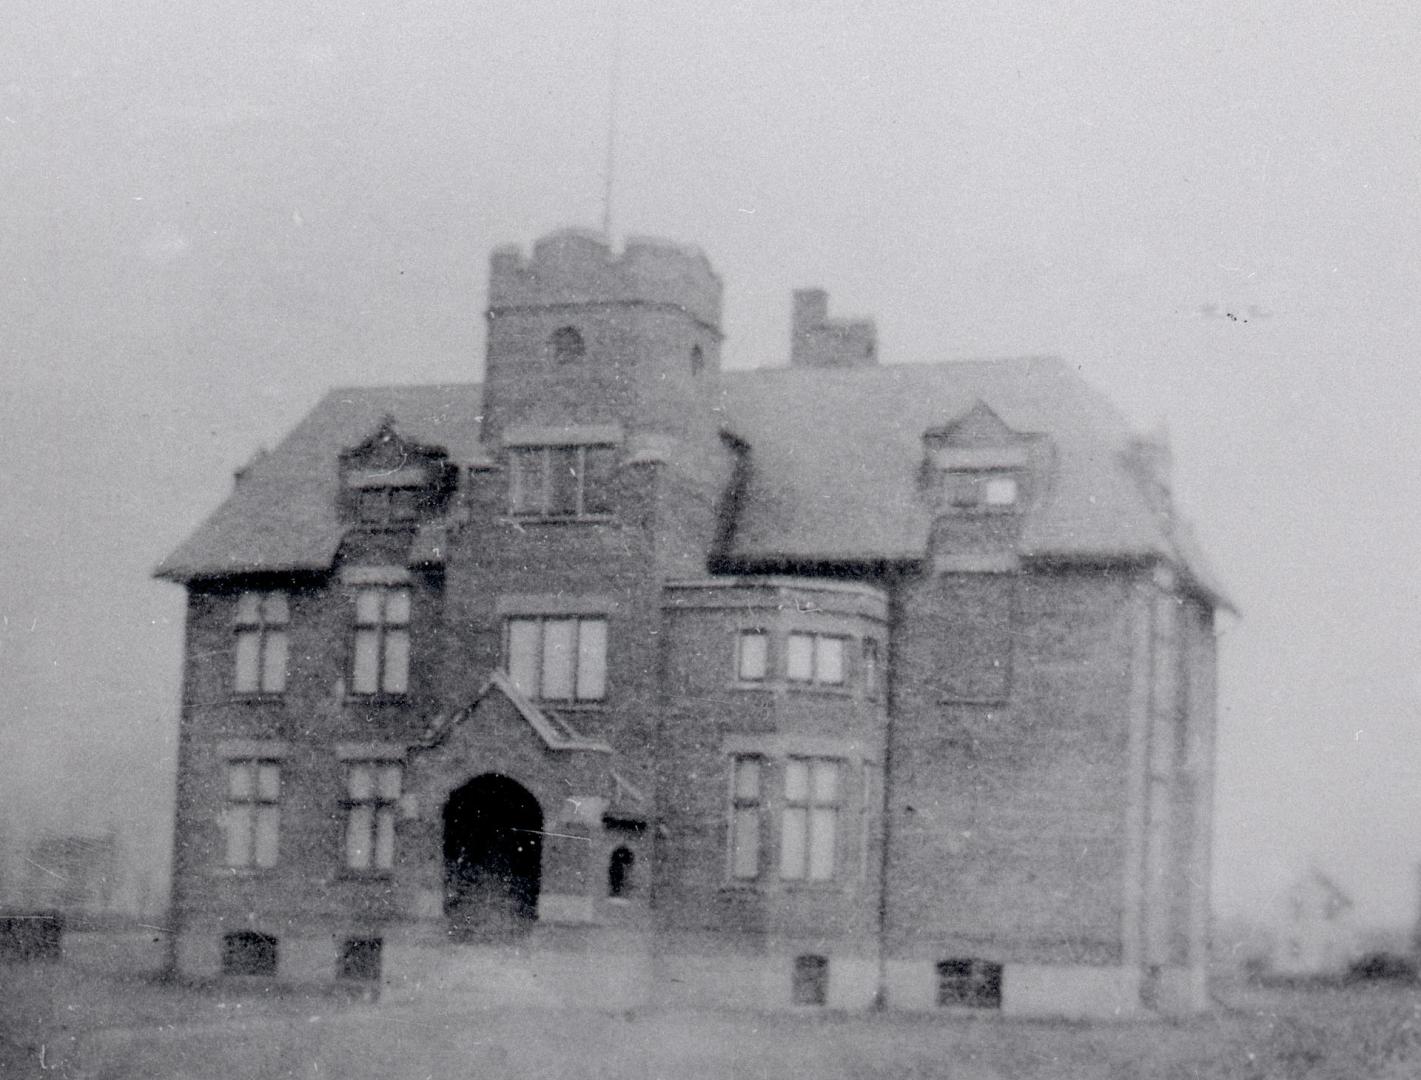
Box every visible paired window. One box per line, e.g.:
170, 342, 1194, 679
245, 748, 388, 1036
223, 760, 280, 869
343, 761, 402, 873
729, 756, 843, 883
504, 615, 608, 703
508, 445, 616, 518
936, 958, 1003, 1008
234, 591, 288, 695
945, 471, 1019, 510
356, 487, 422, 525
351, 587, 411, 696
786, 633, 846, 686
729, 757, 763, 880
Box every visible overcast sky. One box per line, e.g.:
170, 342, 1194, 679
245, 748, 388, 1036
3, 0, 1418, 927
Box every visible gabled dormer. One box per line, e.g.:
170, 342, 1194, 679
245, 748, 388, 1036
921, 400, 1047, 515
337, 416, 456, 528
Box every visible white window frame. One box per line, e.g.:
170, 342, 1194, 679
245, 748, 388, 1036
343, 760, 402, 874
234, 591, 289, 695
508, 444, 616, 518
780, 757, 841, 882
785, 633, 847, 687
350, 587, 411, 696
503, 615, 608, 703
223, 759, 281, 869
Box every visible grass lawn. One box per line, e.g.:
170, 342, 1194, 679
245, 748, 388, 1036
4, 953, 1421, 1080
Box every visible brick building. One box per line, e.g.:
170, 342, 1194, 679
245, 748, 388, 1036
157, 228, 1226, 1017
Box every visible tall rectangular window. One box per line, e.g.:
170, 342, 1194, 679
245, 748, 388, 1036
234, 591, 288, 695
785, 633, 846, 687
504, 616, 608, 703
736, 630, 769, 682
224, 760, 280, 868
730, 756, 763, 880
508, 445, 616, 517
351, 587, 411, 695
344, 761, 402, 872
780, 758, 841, 881
862, 638, 881, 699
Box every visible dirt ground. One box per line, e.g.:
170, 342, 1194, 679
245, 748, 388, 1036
3, 944, 1421, 1080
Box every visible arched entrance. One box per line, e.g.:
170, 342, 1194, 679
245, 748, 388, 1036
442, 774, 543, 940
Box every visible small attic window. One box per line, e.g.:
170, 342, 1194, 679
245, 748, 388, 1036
338, 417, 452, 527
982, 476, 1018, 507
551, 326, 586, 364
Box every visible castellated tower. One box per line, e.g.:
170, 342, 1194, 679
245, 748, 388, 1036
480, 228, 724, 448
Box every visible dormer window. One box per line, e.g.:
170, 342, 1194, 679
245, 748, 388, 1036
923, 400, 1041, 516
550, 326, 586, 364
338, 416, 453, 527
945, 471, 1021, 511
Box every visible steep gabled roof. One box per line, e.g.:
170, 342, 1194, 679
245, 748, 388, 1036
155, 359, 1228, 607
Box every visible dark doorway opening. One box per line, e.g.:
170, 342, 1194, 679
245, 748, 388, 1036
442, 774, 543, 940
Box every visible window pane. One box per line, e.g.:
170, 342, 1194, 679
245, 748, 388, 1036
261, 630, 288, 693
548, 447, 579, 515
234, 631, 262, 693
347, 764, 374, 801
225, 806, 253, 866
581, 446, 616, 515
863, 639, 879, 696
732, 808, 760, 878
541, 618, 577, 700
738, 632, 768, 680
352, 628, 381, 693
384, 589, 411, 625
817, 637, 845, 684
811, 760, 839, 804
355, 590, 382, 625
506, 619, 540, 696
808, 808, 836, 880
377, 764, 402, 800
576, 618, 608, 700
254, 806, 280, 868
257, 763, 281, 800
780, 807, 807, 879
227, 762, 253, 799
786, 633, 814, 682
784, 759, 809, 803
374, 808, 396, 870
733, 757, 760, 800
983, 476, 1018, 506
390, 489, 419, 520
383, 629, 410, 694
235, 592, 262, 625
358, 489, 387, 522
509, 448, 544, 515
346, 806, 372, 870
262, 592, 289, 624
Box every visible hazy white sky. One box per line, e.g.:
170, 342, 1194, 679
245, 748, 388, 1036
2, 0, 1418, 926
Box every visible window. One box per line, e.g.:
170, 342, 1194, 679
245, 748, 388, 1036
222, 931, 277, 976
504, 615, 608, 703
509, 445, 616, 518
736, 630, 769, 682
351, 587, 411, 695
785, 633, 846, 686
729, 756, 763, 880
936, 958, 1003, 1008
357, 487, 421, 525
983, 475, 1018, 506
780, 758, 840, 881
946, 471, 1020, 510
862, 638, 881, 699
344, 761, 402, 873
690, 343, 705, 375
223, 760, 280, 868
792, 954, 829, 1005
234, 591, 288, 695
339, 937, 383, 981
550, 326, 586, 364
608, 846, 635, 898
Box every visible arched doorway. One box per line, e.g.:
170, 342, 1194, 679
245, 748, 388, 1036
442, 774, 543, 940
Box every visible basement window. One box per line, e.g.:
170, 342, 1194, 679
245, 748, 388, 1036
792, 954, 829, 1005
936, 958, 1002, 1008
222, 931, 278, 976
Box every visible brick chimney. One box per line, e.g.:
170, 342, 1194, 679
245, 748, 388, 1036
790, 288, 877, 368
